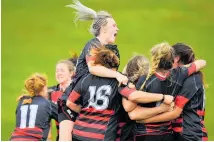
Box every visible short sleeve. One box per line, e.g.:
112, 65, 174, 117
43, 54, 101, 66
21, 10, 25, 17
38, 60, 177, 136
175, 76, 198, 109
118, 84, 136, 98
68, 78, 84, 105
171, 63, 196, 86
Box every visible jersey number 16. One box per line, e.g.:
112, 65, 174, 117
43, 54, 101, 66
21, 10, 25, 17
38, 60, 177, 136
88, 85, 112, 110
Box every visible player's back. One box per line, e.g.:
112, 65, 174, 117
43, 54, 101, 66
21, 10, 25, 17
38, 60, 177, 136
173, 73, 208, 141
72, 74, 122, 141
134, 66, 191, 136
10, 96, 54, 141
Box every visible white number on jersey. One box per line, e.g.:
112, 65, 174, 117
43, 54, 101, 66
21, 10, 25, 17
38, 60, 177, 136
20, 105, 38, 128
88, 85, 112, 110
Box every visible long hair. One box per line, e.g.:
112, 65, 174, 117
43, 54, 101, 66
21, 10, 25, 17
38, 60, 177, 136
66, 0, 112, 36
123, 55, 149, 83
172, 43, 208, 88
17, 73, 47, 104
89, 46, 119, 69
140, 42, 174, 90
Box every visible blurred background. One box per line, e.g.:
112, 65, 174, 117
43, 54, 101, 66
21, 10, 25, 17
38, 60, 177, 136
2, 0, 214, 140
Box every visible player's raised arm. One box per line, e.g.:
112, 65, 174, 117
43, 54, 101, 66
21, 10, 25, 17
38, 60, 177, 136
185, 59, 206, 76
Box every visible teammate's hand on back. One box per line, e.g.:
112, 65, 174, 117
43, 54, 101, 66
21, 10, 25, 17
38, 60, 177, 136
163, 95, 174, 105
116, 72, 128, 86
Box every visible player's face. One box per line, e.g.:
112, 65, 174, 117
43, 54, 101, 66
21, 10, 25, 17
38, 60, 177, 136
104, 18, 119, 44
173, 56, 180, 68
55, 63, 72, 84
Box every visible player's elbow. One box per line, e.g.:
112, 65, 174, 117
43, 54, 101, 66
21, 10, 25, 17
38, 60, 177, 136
123, 105, 134, 112
128, 111, 139, 120
195, 60, 207, 71
199, 60, 207, 69
128, 92, 139, 102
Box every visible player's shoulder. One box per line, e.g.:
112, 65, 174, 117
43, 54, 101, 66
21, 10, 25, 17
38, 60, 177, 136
32, 96, 50, 107
85, 38, 101, 48
17, 95, 31, 105
184, 72, 202, 87
136, 75, 147, 90
48, 85, 60, 93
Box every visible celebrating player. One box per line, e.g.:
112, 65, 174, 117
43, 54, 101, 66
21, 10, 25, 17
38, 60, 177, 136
66, 47, 176, 141
118, 55, 173, 141
47, 59, 76, 141
127, 42, 206, 141
58, 0, 127, 140
137, 43, 208, 141
10, 73, 57, 141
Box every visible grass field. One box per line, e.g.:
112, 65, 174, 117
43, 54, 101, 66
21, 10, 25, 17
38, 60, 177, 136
2, 0, 214, 140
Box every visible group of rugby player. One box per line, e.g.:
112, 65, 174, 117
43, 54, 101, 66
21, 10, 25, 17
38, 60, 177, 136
10, 0, 208, 141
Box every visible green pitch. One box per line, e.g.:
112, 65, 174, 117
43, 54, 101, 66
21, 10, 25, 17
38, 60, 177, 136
2, 0, 214, 140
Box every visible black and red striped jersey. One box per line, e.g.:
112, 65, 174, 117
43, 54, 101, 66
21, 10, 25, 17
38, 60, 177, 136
116, 106, 134, 141
48, 85, 62, 140
134, 64, 196, 136
48, 85, 60, 103
61, 38, 120, 101
10, 96, 58, 141
173, 73, 208, 141
68, 74, 134, 141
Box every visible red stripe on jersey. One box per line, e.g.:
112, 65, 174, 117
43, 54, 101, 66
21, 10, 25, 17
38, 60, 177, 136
79, 114, 110, 122
82, 108, 114, 115
173, 127, 183, 132
11, 138, 40, 141
15, 127, 42, 132
73, 129, 104, 140
75, 120, 107, 130
202, 137, 208, 141
86, 55, 96, 63
155, 72, 170, 81
175, 118, 183, 123
117, 129, 121, 134
201, 120, 205, 125
119, 122, 126, 127
68, 90, 80, 102
145, 121, 171, 127
197, 110, 205, 116
188, 63, 196, 76
175, 96, 189, 109
168, 125, 172, 130
51, 91, 63, 103
12, 131, 42, 139
120, 87, 136, 98
146, 128, 161, 133
202, 127, 207, 133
